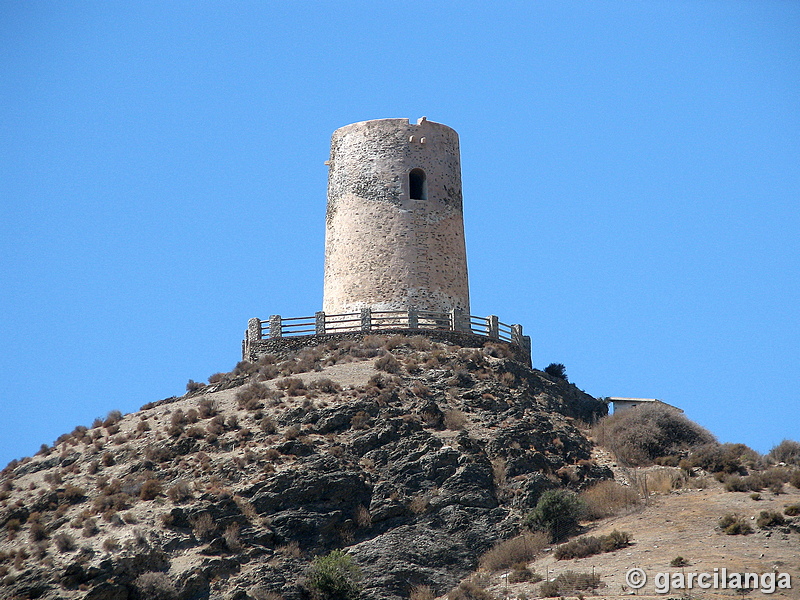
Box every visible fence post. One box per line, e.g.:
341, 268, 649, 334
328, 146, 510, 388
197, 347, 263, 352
511, 324, 523, 345
247, 318, 263, 342
488, 315, 499, 339
315, 311, 326, 335
360, 307, 372, 332
269, 315, 282, 338
522, 335, 532, 368
450, 308, 468, 333
408, 306, 418, 330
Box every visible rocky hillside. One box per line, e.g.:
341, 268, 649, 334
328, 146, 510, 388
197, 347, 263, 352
0, 334, 609, 600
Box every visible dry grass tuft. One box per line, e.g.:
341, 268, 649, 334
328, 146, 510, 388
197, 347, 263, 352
581, 480, 640, 520
478, 531, 549, 572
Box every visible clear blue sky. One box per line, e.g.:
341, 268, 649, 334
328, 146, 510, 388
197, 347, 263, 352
2, 1, 798, 468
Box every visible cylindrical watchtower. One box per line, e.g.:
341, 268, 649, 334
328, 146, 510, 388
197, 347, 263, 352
323, 117, 470, 315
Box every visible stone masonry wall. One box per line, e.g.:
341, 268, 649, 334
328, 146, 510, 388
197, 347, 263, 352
243, 329, 531, 367
323, 118, 470, 315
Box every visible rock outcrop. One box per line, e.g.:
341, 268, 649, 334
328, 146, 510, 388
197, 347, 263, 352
0, 334, 609, 600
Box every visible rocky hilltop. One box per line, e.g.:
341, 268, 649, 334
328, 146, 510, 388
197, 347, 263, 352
0, 334, 609, 600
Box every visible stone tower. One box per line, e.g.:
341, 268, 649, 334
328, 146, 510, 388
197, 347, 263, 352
323, 117, 470, 315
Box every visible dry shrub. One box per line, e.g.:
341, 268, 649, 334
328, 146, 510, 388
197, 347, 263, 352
408, 494, 429, 515
355, 505, 372, 528
134, 572, 177, 600
411, 383, 429, 397
167, 481, 192, 503
686, 442, 761, 474
198, 399, 217, 418
509, 564, 542, 583
350, 411, 371, 430
275, 377, 306, 396
54, 532, 76, 552
756, 510, 785, 528
251, 589, 284, 600
283, 425, 301, 440
769, 439, 800, 466
553, 530, 630, 560
277, 540, 302, 557
145, 445, 174, 463
448, 575, 495, 600
478, 531, 549, 572
592, 404, 715, 466
483, 341, 512, 358
581, 480, 639, 520
718, 513, 753, 535
102, 536, 119, 551
185, 425, 205, 439
375, 353, 401, 373
443, 409, 468, 431
236, 383, 270, 409
191, 513, 217, 541
140, 479, 162, 501
410, 585, 435, 600
234, 495, 258, 521
29, 521, 47, 541
82, 517, 99, 537
408, 335, 432, 351
308, 377, 341, 393
224, 523, 243, 552
103, 410, 123, 427
260, 416, 277, 434
784, 504, 800, 516
540, 571, 603, 597
186, 380, 205, 392
645, 468, 682, 494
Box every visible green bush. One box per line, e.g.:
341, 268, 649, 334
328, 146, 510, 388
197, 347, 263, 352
544, 363, 568, 381
305, 550, 362, 600
592, 404, 715, 466
784, 504, 800, 516
671, 556, 689, 567
718, 513, 753, 535
524, 489, 584, 541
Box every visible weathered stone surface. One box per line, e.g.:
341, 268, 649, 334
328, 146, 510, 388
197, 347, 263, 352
0, 338, 610, 600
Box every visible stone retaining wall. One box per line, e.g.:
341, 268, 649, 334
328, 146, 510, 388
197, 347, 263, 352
242, 329, 532, 367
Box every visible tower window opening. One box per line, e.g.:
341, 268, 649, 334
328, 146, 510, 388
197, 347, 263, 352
409, 168, 427, 200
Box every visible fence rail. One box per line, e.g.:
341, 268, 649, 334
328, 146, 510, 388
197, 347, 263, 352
246, 308, 527, 349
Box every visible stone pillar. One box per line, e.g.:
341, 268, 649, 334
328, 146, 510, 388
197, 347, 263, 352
269, 315, 282, 339
522, 335, 532, 368
408, 306, 418, 330
247, 318, 262, 342
360, 308, 372, 332
511, 324, 524, 345
450, 308, 468, 333
488, 315, 499, 340
315, 311, 326, 335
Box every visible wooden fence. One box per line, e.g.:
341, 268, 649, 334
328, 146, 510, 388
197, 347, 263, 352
246, 308, 526, 346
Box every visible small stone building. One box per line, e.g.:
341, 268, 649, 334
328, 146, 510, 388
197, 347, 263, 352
609, 397, 682, 414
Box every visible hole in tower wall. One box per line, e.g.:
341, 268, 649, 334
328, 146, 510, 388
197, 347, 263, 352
409, 168, 427, 200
